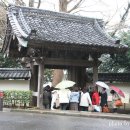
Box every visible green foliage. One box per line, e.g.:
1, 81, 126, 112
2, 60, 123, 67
3, 90, 32, 108
99, 31, 130, 72
43, 69, 53, 84
0, 53, 21, 68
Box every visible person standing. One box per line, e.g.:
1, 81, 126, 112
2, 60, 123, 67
42, 85, 51, 109
92, 87, 100, 112
58, 89, 71, 110
79, 87, 92, 111
51, 90, 58, 110
110, 90, 120, 113
99, 88, 108, 112
69, 87, 80, 111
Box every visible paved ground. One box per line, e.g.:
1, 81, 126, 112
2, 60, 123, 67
9, 108, 130, 121
0, 111, 130, 130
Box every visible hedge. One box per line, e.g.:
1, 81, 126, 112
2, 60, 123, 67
3, 90, 32, 108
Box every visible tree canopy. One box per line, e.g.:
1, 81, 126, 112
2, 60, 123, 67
0, 53, 21, 68
99, 31, 130, 73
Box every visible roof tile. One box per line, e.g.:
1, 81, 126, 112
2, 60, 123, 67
0, 68, 31, 79
2, 5, 128, 53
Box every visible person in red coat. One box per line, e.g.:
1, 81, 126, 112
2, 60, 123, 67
92, 87, 100, 112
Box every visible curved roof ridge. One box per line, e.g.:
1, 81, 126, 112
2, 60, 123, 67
8, 12, 28, 38
8, 12, 21, 37
8, 10, 29, 47
94, 20, 128, 48
19, 9, 31, 34
94, 19, 115, 43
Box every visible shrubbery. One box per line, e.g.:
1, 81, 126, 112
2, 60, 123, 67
3, 90, 32, 108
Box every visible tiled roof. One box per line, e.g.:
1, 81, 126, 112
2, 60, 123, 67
0, 68, 31, 79
2, 5, 128, 54
88, 73, 130, 82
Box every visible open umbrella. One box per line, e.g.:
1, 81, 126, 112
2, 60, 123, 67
96, 81, 109, 89
43, 82, 52, 88
110, 85, 125, 98
55, 80, 76, 89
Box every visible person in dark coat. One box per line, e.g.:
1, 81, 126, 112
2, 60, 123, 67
42, 85, 51, 109
99, 88, 108, 112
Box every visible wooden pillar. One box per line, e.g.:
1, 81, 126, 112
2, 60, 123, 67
68, 67, 87, 88
30, 64, 38, 106
37, 62, 44, 108
68, 67, 77, 82
93, 61, 98, 83
79, 68, 87, 88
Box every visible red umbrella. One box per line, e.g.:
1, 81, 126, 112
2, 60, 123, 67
110, 86, 125, 98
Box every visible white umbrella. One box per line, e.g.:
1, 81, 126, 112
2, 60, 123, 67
96, 81, 109, 89
43, 82, 52, 88
55, 80, 76, 89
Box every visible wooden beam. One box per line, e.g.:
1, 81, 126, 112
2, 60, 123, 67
26, 57, 101, 68
37, 58, 101, 68
93, 61, 98, 83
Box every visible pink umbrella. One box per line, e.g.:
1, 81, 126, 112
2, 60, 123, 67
110, 86, 125, 98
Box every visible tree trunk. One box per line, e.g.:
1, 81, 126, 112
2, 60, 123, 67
52, 69, 64, 87
29, 0, 34, 7
59, 0, 67, 12
93, 62, 98, 83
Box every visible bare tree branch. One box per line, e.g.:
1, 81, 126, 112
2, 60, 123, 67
0, 4, 6, 45
15, 0, 26, 6
104, 4, 119, 26
111, 2, 130, 36
67, 0, 73, 4
1, 0, 8, 9
0, 0, 26, 46
67, 0, 84, 13
37, 0, 41, 8
1, 0, 25, 7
